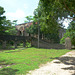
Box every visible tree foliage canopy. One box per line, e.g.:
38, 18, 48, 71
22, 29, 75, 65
0, 6, 17, 35
60, 21, 75, 46
33, 0, 75, 44
34, 0, 75, 34
25, 16, 33, 22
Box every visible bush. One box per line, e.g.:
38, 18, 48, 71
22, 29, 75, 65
26, 42, 31, 48
60, 31, 70, 44
60, 30, 75, 46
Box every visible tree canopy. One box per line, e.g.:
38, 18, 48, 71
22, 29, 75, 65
60, 20, 75, 46
0, 6, 12, 35
24, 16, 33, 23
33, 0, 75, 34
0, 6, 17, 35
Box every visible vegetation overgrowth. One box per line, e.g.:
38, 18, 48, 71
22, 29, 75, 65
0, 48, 70, 75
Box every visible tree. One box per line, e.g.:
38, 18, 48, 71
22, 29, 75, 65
39, 0, 75, 18
25, 16, 33, 22
24, 15, 38, 35
24, 20, 28, 23
0, 6, 15, 35
31, 0, 75, 44
35, 0, 75, 33
0, 18, 12, 35
2, 19, 12, 34
60, 21, 75, 46
5, 20, 18, 35
0, 6, 6, 35
12, 20, 17, 25
5, 26, 17, 35
68, 21, 75, 46
25, 21, 38, 35
33, 1, 61, 34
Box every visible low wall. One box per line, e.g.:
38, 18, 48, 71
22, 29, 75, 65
0, 35, 31, 41
0, 35, 31, 49
31, 39, 65, 49
0, 35, 65, 49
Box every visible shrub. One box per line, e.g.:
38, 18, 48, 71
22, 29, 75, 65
60, 30, 75, 46
26, 42, 31, 48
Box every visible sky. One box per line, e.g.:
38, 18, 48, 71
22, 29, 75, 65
0, 0, 39, 24
0, 0, 71, 28
63, 19, 72, 28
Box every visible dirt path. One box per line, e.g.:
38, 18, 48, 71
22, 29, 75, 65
27, 50, 75, 75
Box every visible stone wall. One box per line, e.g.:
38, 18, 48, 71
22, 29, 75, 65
0, 35, 30, 49
65, 37, 71, 49
31, 39, 65, 49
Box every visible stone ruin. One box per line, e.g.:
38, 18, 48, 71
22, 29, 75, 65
15, 22, 33, 36
65, 37, 71, 49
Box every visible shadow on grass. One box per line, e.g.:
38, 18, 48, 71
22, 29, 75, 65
0, 48, 15, 52
0, 47, 26, 53
50, 56, 75, 75
0, 68, 19, 75
0, 59, 15, 69
5, 50, 21, 53
0, 60, 18, 75
0, 45, 26, 51
0, 60, 8, 65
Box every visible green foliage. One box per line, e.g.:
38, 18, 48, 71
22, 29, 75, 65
12, 20, 17, 25
0, 6, 13, 35
26, 22, 38, 35
60, 21, 75, 46
60, 31, 70, 44
34, 0, 75, 34
24, 20, 28, 23
0, 6, 5, 15
0, 19, 12, 35
40, 0, 75, 16
24, 15, 38, 35
0, 6, 6, 35
26, 42, 31, 48
45, 33, 60, 43
25, 16, 33, 22
0, 48, 70, 74
34, 1, 61, 34
68, 21, 75, 46
0, 6, 18, 35
5, 26, 17, 35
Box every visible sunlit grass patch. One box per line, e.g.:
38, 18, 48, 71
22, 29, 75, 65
0, 47, 70, 75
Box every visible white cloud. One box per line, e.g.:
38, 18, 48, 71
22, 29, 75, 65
24, 4, 28, 9
6, 9, 25, 19
5, 9, 25, 23
0, 0, 39, 24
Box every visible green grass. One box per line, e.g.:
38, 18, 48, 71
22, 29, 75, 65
0, 47, 70, 75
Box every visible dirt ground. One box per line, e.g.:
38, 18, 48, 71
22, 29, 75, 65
27, 50, 75, 75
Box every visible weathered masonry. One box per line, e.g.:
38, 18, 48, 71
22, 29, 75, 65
0, 35, 31, 49
15, 22, 33, 36
0, 35, 72, 49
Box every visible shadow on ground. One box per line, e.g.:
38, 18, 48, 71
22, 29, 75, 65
0, 47, 25, 53
0, 68, 19, 75
50, 56, 75, 75
0, 60, 18, 75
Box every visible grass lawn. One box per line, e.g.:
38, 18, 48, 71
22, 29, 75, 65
0, 47, 70, 75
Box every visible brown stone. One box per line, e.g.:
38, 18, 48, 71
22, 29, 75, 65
65, 37, 71, 49
2, 41, 6, 49
14, 41, 17, 48
23, 41, 26, 47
